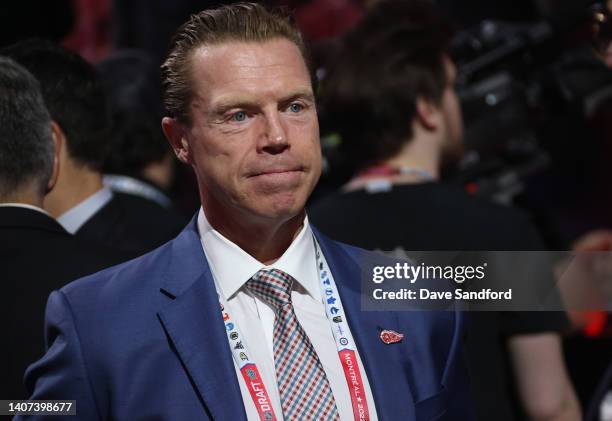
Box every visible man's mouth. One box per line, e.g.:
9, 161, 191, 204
248, 167, 304, 177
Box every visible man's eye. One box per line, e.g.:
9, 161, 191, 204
231, 111, 247, 122
288, 103, 304, 113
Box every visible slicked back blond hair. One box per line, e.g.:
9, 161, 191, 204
161, 2, 306, 125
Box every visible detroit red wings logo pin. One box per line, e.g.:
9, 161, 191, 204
380, 329, 404, 344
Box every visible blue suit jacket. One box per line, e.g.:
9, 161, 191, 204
18, 218, 474, 420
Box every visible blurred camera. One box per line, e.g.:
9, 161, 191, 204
450, 1, 612, 202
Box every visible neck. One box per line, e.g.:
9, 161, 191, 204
204, 202, 305, 265
44, 158, 104, 218
142, 153, 174, 190
346, 131, 441, 192
1, 185, 44, 208
386, 130, 441, 181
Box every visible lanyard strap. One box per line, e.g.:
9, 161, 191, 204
220, 235, 370, 421
346, 165, 435, 193
314, 237, 370, 421
221, 301, 278, 421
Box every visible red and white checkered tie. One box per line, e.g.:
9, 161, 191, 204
248, 268, 340, 420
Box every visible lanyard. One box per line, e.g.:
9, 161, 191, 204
220, 235, 370, 421
221, 301, 278, 421
357, 164, 434, 180
314, 237, 371, 421
345, 165, 435, 193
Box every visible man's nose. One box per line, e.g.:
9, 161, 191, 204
260, 111, 289, 154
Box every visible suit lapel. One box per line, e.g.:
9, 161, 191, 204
314, 229, 417, 421
157, 218, 247, 421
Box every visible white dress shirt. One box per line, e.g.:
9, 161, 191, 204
197, 208, 378, 420
57, 186, 113, 234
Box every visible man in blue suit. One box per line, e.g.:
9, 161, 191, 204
18, 3, 473, 420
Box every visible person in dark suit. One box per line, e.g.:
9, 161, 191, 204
94, 50, 189, 231
0, 56, 127, 399
96, 50, 178, 208
1, 40, 185, 258
17, 3, 474, 420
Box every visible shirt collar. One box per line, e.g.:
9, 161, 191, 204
197, 207, 320, 301
0, 203, 50, 216
57, 186, 113, 234
104, 174, 172, 209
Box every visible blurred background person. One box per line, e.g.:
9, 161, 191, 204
0, 56, 126, 399
309, 1, 580, 420
2, 40, 185, 257
562, 229, 612, 420
112, 0, 226, 66
96, 50, 186, 221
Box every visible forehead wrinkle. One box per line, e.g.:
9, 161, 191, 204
204, 74, 313, 109
189, 40, 312, 112
208, 87, 314, 114
212, 62, 308, 90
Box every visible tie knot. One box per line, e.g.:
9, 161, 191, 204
247, 268, 294, 310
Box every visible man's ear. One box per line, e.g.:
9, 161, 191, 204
162, 117, 191, 165
46, 121, 63, 193
415, 97, 441, 131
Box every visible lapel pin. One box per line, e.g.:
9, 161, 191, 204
380, 329, 404, 344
